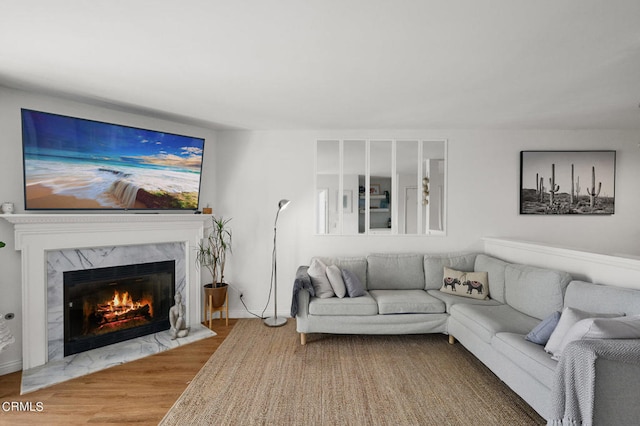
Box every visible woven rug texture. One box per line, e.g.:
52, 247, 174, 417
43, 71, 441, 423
161, 319, 545, 425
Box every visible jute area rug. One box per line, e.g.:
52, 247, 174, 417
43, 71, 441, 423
161, 319, 545, 425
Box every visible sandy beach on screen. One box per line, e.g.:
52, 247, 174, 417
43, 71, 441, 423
26, 184, 108, 209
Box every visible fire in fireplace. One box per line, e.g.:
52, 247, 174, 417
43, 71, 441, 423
63, 260, 175, 356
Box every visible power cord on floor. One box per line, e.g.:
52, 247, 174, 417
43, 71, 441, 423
239, 293, 266, 319
238, 237, 277, 320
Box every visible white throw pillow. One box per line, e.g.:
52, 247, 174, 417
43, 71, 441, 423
584, 315, 640, 339
544, 307, 620, 359
554, 315, 640, 360
308, 259, 335, 298
326, 265, 347, 298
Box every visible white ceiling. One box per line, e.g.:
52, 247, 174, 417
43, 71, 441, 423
1, 1, 639, 130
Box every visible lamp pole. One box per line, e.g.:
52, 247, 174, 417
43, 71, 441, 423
264, 199, 290, 327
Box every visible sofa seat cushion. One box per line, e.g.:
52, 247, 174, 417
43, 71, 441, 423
308, 293, 378, 316
427, 290, 501, 313
492, 332, 557, 389
450, 303, 540, 343
369, 290, 445, 314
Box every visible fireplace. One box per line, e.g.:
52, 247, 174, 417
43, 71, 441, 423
2, 213, 207, 372
63, 260, 175, 356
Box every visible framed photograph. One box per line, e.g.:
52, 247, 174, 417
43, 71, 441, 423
520, 151, 615, 215
370, 184, 381, 195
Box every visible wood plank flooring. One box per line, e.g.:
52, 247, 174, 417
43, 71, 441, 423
0, 320, 237, 425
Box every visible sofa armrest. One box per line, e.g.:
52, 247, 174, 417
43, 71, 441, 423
550, 338, 640, 424
296, 286, 311, 318
291, 265, 312, 318
594, 349, 640, 425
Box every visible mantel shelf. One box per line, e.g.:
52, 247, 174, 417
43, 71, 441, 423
1, 213, 210, 225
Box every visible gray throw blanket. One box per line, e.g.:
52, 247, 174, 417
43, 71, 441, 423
548, 339, 640, 426
290, 266, 314, 317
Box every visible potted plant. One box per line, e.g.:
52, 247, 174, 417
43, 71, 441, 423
196, 216, 232, 308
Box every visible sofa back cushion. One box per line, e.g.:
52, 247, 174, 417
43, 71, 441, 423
505, 264, 571, 320
474, 254, 509, 303
367, 253, 424, 290
423, 253, 477, 290
312, 257, 368, 290
564, 280, 640, 315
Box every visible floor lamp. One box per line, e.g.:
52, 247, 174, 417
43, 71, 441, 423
264, 199, 291, 327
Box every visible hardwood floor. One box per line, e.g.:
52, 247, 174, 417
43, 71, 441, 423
0, 320, 237, 425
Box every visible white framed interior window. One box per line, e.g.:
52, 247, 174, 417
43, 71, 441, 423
315, 139, 447, 236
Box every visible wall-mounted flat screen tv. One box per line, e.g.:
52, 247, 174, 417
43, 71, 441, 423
21, 109, 205, 211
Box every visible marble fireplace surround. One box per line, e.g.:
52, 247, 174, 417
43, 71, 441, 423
3, 214, 210, 371
47, 242, 185, 362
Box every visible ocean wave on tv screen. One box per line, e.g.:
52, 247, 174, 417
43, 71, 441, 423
24, 157, 200, 208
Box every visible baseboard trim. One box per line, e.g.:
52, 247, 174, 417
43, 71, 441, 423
0, 359, 22, 376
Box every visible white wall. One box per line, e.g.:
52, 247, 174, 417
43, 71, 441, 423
0, 86, 217, 374
215, 129, 640, 319
1, 86, 639, 374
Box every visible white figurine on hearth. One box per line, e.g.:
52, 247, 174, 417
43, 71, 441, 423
169, 292, 190, 339
0, 314, 15, 352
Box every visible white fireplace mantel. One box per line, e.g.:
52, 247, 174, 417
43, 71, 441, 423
2, 213, 210, 370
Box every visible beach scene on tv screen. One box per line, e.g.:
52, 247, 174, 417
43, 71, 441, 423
22, 110, 204, 210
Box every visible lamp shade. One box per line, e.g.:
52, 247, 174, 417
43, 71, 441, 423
278, 199, 291, 211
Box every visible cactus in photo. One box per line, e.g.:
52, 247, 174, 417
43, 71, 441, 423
536, 173, 540, 194
587, 166, 601, 208
575, 176, 581, 201
548, 164, 560, 205
570, 164, 575, 205
539, 177, 545, 202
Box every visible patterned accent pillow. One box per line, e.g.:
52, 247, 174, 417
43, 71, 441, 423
439, 267, 489, 300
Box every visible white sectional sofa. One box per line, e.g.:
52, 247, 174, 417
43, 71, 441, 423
292, 252, 640, 423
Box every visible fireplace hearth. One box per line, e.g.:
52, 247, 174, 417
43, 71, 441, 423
64, 260, 175, 356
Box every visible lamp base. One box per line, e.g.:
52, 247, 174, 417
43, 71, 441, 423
263, 316, 287, 327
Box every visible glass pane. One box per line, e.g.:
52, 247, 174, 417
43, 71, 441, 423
316, 140, 340, 234
422, 141, 446, 233
369, 141, 392, 234
343, 140, 366, 235
396, 141, 419, 234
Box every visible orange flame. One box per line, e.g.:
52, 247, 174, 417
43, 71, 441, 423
107, 290, 153, 316
112, 291, 134, 308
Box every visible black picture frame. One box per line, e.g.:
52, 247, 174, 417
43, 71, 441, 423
520, 150, 616, 215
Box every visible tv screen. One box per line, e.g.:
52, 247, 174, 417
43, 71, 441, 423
21, 109, 205, 211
